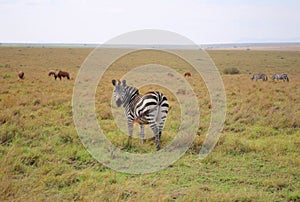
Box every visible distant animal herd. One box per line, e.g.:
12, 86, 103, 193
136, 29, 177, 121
48, 70, 70, 80
250, 73, 289, 82
18, 70, 289, 83
183, 72, 290, 82
18, 70, 70, 80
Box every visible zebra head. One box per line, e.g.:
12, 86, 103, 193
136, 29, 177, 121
112, 79, 126, 107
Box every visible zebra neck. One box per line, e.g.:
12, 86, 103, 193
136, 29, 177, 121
123, 87, 140, 108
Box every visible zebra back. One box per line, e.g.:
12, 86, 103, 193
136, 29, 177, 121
112, 80, 169, 124
134, 91, 169, 125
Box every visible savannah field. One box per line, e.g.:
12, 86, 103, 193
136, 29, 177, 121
0, 46, 299, 201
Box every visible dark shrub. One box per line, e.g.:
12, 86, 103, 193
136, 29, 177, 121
223, 67, 240, 75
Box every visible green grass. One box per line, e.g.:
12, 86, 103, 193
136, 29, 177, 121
0, 47, 299, 201
2, 73, 13, 79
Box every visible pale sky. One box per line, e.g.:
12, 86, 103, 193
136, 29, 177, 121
0, 0, 300, 44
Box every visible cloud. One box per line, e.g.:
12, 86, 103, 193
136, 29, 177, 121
0, 0, 299, 43
25, 0, 51, 6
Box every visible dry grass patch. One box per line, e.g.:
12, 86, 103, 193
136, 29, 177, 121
0, 47, 299, 201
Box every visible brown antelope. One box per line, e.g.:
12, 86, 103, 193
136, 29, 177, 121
56, 70, 70, 80
184, 72, 191, 77
48, 70, 56, 78
18, 71, 24, 79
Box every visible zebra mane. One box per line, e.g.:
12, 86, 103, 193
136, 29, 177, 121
121, 84, 140, 106
125, 85, 139, 96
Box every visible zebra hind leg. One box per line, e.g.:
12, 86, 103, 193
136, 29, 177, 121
139, 124, 145, 144
150, 124, 160, 151
155, 134, 160, 151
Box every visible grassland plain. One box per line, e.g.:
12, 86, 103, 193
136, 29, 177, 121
0, 47, 299, 201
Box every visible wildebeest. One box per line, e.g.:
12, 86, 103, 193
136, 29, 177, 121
251, 74, 268, 81
48, 70, 56, 77
56, 71, 70, 80
184, 72, 191, 77
272, 73, 289, 82
18, 71, 24, 79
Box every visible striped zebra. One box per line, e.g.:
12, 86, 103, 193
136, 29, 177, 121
251, 73, 268, 81
272, 73, 289, 82
112, 79, 169, 150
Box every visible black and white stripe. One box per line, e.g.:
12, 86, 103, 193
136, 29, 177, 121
251, 74, 268, 81
112, 79, 169, 150
272, 73, 289, 82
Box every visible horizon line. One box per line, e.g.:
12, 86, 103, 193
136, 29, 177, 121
1, 42, 300, 50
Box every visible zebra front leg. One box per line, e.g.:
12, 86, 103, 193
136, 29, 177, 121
139, 124, 145, 144
127, 119, 134, 146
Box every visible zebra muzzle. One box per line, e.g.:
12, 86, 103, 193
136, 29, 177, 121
116, 99, 122, 107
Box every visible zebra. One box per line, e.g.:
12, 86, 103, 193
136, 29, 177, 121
272, 73, 289, 82
112, 79, 169, 150
251, 74, 268, 81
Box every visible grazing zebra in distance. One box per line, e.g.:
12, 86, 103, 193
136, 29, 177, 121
112, 79, 169, 150
251, 73, 268, 81
272, 73, 289, 82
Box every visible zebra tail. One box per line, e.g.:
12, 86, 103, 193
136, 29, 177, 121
154, 98, 165, 124
155, 105, 162, 124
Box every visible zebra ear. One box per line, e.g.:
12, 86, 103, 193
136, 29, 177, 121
112, 79, 116, 86
122, 80, 126, 86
